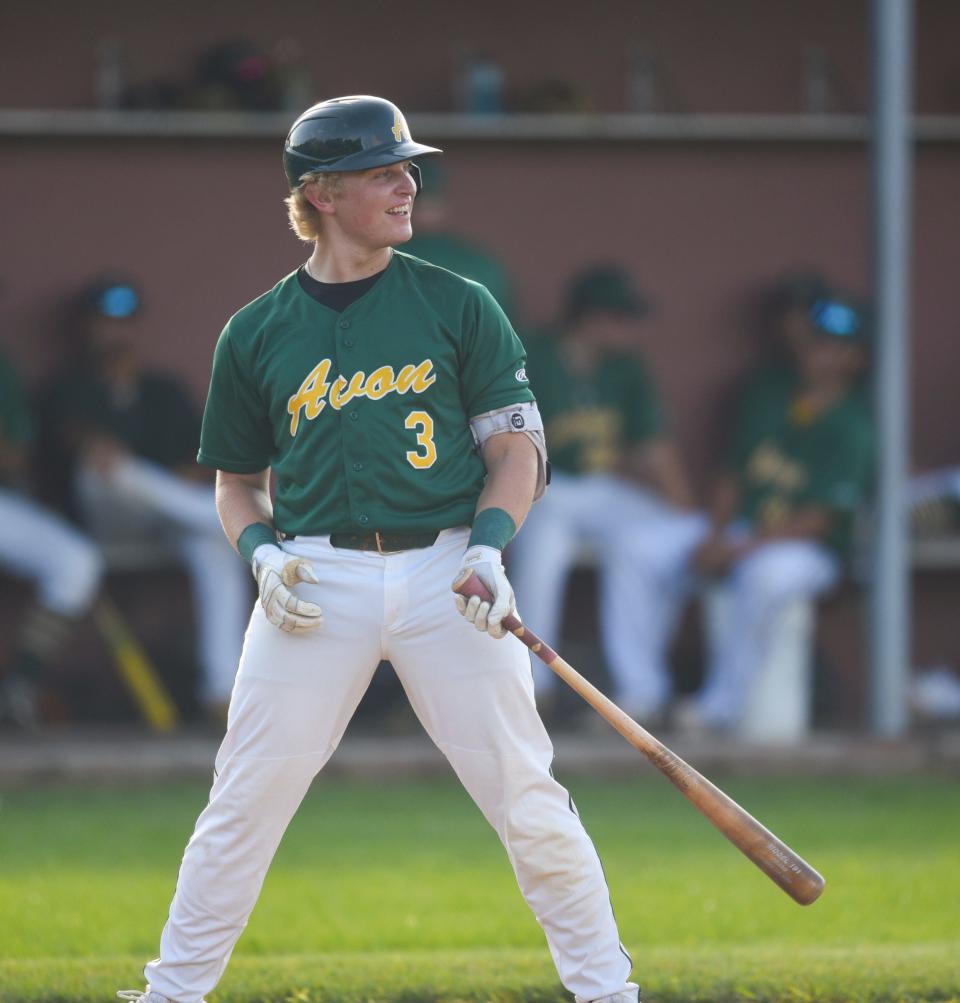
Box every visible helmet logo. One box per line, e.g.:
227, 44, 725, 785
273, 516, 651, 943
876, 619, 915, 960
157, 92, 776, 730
391, 108, 405, 143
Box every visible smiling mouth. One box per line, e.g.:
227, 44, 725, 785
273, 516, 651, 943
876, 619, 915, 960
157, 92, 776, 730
386, 204, 411, 217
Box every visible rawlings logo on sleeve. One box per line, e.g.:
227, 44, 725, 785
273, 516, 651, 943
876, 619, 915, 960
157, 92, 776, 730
287, 358, 436, 436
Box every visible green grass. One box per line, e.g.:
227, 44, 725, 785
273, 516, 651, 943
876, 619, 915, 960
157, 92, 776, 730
0, 775, 957, 1002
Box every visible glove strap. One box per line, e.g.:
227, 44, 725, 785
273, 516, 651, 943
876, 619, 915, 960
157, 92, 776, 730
238, 522, 278, 563
468, 507, 516, 551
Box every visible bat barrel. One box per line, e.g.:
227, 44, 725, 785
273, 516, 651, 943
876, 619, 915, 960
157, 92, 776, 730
451, 569, 826, 907
650, 742, 825, 905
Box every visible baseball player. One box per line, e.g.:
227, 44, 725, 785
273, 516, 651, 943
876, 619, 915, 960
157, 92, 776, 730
509, 266, 707, 724
119, 96, 638, 1003
0, 348, 103, 726
38, 280, 250, 720
680, 290, 874, 731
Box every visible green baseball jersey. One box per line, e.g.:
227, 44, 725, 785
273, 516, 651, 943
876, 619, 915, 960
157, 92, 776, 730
524, 332, 665, 475
198, 251, 534, 535
732, 368, 874, 555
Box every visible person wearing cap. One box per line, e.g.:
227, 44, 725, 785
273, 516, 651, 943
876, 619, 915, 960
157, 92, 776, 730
36, 278, 251, 723
509, 264, 708, 725
118, 97, 639, 1003
0, 348, 103, 726
679, 289, 874, 732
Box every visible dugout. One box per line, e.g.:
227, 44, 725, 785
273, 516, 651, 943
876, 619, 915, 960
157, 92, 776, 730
1, 0, 958, 729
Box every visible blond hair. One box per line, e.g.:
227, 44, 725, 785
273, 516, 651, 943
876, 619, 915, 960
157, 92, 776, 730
284, 171, 343, 242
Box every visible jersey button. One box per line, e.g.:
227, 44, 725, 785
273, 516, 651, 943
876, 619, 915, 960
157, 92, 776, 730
352, 462, 364, 471
358, 514, 369, 525
349, 411, 359, 421
338, 319, 351, 329
344, 338, 354, 348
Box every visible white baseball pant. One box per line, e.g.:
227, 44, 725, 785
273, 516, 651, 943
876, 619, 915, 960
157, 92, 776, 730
509, 472, 708, 718
695, 538, 839, 728
0, 487, 103, 615
143, 528, 636, 1003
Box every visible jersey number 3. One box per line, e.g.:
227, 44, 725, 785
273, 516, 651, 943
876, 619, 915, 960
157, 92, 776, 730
404, 410, 437, 469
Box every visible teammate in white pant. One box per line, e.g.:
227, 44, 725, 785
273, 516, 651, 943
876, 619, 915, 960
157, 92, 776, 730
120, 96, 639, 1003
510, 266, 706, 723
0, 350, 103, 726
684, 290, 873, 731
39, 279, 250, 717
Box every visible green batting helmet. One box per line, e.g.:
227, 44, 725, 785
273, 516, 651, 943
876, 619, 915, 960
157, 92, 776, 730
282, 95, 442, 189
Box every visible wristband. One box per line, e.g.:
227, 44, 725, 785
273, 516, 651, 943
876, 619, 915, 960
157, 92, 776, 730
237, 522, 277, 563
468, 507, 516, 551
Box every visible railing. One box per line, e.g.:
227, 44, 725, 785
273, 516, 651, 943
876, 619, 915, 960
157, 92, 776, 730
2, 109, 960, 143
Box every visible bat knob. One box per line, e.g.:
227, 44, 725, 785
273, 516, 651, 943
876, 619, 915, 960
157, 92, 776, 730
451, 569, 494, 604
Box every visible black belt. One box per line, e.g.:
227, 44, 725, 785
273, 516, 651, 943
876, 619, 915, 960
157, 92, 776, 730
283, 529, 441, 554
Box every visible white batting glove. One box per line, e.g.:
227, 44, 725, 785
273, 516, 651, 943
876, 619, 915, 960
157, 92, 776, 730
251, 544, 324, 634
454, 545, 516, 639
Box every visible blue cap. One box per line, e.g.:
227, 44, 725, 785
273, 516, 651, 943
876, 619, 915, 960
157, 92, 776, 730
97, 283, 140, 319
85, 280, 141, 320
808, 295, 869, 342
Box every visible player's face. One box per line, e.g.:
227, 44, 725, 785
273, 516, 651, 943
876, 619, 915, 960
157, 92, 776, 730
85, 317, 140, 381
799, 337, 867, 387
332, 161, 417, 250
578, 311, 640, 354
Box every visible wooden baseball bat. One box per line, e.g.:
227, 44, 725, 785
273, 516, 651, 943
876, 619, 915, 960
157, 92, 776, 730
453, 570, 825, 906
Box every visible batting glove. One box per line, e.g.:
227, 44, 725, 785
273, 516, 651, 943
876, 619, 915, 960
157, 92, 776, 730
252, 544, 324, 634
454, 545, 516, 639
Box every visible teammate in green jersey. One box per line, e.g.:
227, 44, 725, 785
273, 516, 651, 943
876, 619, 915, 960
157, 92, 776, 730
121, 96, 639, 1003
0, 349, 103, 726
37, 278, 250, 721
682, 288, 874, 732
510, 265, 707, 724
